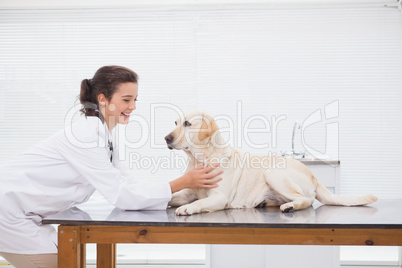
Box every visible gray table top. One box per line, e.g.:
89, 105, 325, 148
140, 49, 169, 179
42, 197, 402, 229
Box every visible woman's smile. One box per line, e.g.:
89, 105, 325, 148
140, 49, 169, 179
121, 112, 131, 120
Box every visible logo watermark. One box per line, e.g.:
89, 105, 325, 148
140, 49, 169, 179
64, 100, 339, 170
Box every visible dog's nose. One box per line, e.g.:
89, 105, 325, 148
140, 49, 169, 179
164, 134, 174, 144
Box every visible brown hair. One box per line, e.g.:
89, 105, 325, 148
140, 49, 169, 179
79, 65, 138, 117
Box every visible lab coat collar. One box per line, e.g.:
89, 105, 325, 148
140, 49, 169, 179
91, 116, 113, 147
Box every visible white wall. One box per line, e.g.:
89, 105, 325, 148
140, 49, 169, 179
0, 0, 393, 9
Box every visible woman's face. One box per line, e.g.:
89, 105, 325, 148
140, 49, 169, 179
100, 82, 138, 130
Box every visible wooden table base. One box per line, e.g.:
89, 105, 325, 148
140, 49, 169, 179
57, 225, 402, 268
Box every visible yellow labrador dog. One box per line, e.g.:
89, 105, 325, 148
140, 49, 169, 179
165, 111, 377, 216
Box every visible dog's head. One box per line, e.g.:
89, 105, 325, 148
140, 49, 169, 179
164, 110, 219, 152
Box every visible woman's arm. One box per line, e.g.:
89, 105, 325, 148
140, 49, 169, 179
169, 165, 223, 194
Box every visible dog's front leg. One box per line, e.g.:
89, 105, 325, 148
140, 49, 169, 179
168, 189, 198, 207
175, 191, 228, 216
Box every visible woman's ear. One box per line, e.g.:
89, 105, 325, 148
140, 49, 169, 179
98, 94, 107, 107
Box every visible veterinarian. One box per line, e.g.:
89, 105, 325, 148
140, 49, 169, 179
0, 65, 222, 268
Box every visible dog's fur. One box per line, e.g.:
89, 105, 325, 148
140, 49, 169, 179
165, 111, 378, 216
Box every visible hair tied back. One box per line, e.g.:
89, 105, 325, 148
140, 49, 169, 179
85, 79, 92, 89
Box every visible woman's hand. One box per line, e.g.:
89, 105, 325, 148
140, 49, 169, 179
169, 164, 223, 194
184, 164, 223, 189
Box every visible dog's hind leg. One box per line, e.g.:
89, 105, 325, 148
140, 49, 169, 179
279, 196, 315, 212
263, 170, 315, 212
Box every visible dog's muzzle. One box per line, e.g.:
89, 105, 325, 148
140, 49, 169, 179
164, 134, 174, 150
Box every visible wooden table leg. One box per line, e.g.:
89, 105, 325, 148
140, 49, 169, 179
97, 243, 116, 268
58, 225, 83, 268
80, 244, 86, 268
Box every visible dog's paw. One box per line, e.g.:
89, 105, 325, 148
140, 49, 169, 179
175, 204, 199, 216
280, 203, 294, 213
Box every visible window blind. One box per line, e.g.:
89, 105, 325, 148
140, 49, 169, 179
1, 3, 401, 198
191, 5, 402, 198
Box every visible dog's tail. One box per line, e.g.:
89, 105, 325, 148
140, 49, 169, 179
315, 181, 378, 206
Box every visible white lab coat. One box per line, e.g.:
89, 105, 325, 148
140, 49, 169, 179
0, 116, 172, 254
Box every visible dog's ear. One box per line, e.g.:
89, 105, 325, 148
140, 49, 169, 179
198, 115, 218, 141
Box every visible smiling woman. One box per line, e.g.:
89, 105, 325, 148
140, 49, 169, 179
0, 65, 223, 268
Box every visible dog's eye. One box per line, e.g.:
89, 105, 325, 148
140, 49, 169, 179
183, 121, 192, 127
174, 121, 177, 126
